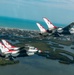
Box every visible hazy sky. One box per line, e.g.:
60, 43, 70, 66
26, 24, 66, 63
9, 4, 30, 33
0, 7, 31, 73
0, 0, 74, 24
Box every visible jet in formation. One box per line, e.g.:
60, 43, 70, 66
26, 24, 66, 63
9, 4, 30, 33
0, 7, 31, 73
0, 42, 19, 60
0, 39, 41, 60
36, 17, 74, 37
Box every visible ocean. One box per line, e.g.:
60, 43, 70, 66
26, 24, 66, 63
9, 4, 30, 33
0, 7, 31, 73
0, 16, 65, 30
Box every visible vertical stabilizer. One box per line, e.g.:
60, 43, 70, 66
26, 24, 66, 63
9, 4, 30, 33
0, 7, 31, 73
2, 39, 14, 49
36, 23, 47, 33
0, 42, 8, 53
0, 42, 19, 54
43, 17, 57, 30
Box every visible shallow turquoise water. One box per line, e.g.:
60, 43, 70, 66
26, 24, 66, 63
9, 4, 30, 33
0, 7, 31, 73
0, 16, 65, 30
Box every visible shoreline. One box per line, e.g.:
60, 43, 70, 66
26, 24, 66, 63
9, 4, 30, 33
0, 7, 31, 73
0, 27, 39, 32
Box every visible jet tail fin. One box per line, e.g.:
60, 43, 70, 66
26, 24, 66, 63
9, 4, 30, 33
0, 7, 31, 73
36, 23, 47, 33
0, 42, 8, 53
1, 39, 14, 49
43, 17, 57, 30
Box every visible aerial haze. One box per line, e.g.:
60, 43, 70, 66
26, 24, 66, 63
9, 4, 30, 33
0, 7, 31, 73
0, 0, 74, 25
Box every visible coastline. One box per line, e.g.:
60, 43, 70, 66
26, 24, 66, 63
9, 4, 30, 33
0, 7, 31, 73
0, 27, 39, 32
0, 16, 66, 31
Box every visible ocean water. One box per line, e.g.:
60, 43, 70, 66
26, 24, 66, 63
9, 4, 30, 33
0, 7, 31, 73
0, 16, 65, 30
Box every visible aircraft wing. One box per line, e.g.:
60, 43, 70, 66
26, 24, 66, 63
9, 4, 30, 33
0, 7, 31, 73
63, 22, 74, 30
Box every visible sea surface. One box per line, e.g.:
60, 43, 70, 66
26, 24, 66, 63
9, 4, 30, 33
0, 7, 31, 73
0, 16, 65, 30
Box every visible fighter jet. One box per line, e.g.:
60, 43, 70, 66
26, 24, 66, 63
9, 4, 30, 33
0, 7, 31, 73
43, 17, 74, 36
0, 42, 19, 59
